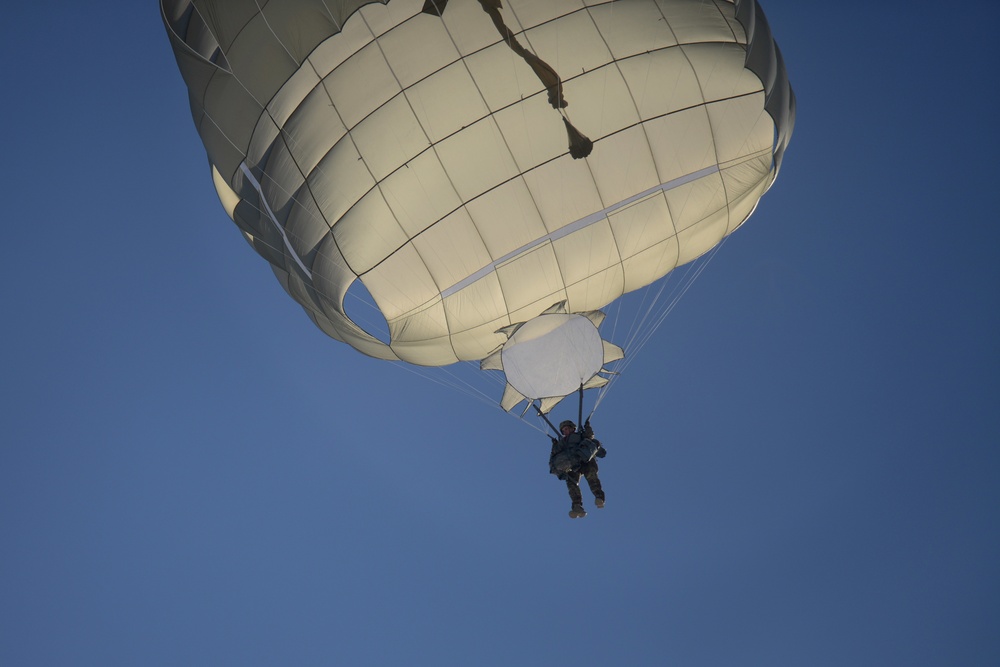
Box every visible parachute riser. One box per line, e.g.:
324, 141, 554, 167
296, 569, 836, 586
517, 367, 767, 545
535, 384, 588, 441
533, 403, 561, 440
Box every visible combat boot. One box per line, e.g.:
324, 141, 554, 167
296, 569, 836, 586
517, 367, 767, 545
569, 504, 587, 519
595, 496, 605, 509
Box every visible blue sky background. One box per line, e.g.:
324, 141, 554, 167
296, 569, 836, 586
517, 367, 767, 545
2, 2, 998, 665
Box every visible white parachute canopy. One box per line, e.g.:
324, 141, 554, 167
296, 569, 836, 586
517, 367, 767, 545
501, 314, 604, 401
162, 0, 795, 412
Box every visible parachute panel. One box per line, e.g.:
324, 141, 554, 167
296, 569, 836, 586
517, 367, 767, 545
364, 244, 440, 321
495, 244, 566, 317
587, 128, 661, 218
608, 191, 675, 263
461, 180, 549, 261
564, 267, 627, 316
332, 189, 407, 275
621, 236, 681, 294
588, 1, 680, 57
551, 219, 620, 288
380, 151, 462, 238
351, 95, 427, 182
411, 210, 494, 292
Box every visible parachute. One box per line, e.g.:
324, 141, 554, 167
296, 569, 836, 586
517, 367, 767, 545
162, 0, 794, 414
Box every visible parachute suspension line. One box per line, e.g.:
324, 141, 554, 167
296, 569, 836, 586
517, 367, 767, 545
402, 362, 495, 408
533, 403, 561, 439
632, 238, 728, 361
578, 384, 584, 432
590, 237, 730, 417
620, 262, 692, 353
620, 246, 719, 369
385, 359, 545, 436
381, 358, 550, 436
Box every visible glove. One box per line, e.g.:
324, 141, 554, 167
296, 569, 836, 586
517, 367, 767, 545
596, 446, 606, 458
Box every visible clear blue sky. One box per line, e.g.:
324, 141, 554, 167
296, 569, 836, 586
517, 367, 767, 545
2, 2, 998, 666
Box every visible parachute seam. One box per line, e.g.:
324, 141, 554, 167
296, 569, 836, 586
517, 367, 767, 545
354, 86, 757, 283
708, 0, 766, 236
189, 5, 488, 348
595, 1, 747, 408
197, 63, 758, 340
168, 2, 356, 291
363, 5, 590, 357
190, 4, 736, 271
161, 1, 231, 73
506, 3, 612, 317
298, 17, 408, 285
355, 76, 757, 313
168, 5, 446, 335
407, 4, 530, 358
709, 0, 743, 236
501, 1, 587, 322
244, 10, 426, 289
227, 7, 406, 347
347, 46, 752, 260
357, 10, 480, 364
269, 42, 742, 270
253, 0, 301, 66
581, 1, 660, 314
429, 2, 613, 339
712, 0, 744, 46
645, 1, 686, 292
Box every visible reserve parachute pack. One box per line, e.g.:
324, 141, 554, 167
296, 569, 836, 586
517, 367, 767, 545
550, 438, 601, 476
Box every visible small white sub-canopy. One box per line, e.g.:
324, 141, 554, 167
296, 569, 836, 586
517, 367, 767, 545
500, 314, 604, 401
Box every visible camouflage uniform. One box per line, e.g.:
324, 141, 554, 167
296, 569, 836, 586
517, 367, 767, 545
549, 424, 605, 507
563, 459, 603, 507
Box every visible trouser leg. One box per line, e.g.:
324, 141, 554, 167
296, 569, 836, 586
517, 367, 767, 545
564, 471, 583, 506
581, 462, 604, 501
